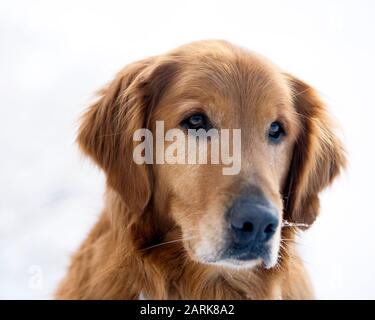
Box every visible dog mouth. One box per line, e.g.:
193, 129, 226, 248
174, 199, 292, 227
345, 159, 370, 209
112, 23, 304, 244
192, 241, 277, 270
223, 243, 276, 269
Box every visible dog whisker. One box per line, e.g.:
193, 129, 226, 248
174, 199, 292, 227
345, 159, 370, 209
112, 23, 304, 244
141, 236, 197, 252
282, 220, 310, 228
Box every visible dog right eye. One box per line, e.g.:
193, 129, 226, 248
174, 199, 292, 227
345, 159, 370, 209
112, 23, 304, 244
268, 121, 285, 143
181, 113, 211, 130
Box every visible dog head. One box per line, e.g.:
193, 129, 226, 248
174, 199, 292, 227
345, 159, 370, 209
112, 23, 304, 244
77, 40, 346, 270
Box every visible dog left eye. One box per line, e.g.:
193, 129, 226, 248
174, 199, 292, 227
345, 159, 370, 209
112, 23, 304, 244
268, 121, 285, 142
181, 113, 211, 130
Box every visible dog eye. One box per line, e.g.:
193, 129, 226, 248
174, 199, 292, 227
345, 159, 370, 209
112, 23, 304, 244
181, 113, 211, 130
268, 121, 285, 142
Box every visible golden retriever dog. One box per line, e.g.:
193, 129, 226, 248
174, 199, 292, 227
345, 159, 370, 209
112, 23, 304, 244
56, 40, 345, 299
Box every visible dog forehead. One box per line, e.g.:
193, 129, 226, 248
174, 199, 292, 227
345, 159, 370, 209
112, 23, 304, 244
169, 46, 292, 110
152, 43, 294, 131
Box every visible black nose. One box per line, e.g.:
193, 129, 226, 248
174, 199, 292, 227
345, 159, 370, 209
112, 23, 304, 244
229, 197, 279, 246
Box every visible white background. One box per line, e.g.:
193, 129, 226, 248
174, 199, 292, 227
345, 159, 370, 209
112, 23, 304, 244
1, 0, 374, 299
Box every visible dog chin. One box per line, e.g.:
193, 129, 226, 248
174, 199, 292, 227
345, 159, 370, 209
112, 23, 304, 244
193, 254, 263, 270
213, 256, 278, 270
210, 258, 262, 270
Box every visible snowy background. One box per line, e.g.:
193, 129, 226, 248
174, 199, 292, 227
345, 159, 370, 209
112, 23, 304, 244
1, 0, 375, 299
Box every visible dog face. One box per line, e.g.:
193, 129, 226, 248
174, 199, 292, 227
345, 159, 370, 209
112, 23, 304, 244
78, 41, 345, 270
150, 51, 299, 269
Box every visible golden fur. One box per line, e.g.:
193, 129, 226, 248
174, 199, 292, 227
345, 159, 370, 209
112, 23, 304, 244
56, 40, 346, 299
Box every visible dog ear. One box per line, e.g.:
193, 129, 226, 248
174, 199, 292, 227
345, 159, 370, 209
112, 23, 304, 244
77, 57, 178, 213
283, 74, 346, 227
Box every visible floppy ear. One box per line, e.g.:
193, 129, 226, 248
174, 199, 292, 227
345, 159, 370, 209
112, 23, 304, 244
77, 57, 178, 213
283, 74, 346, 227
